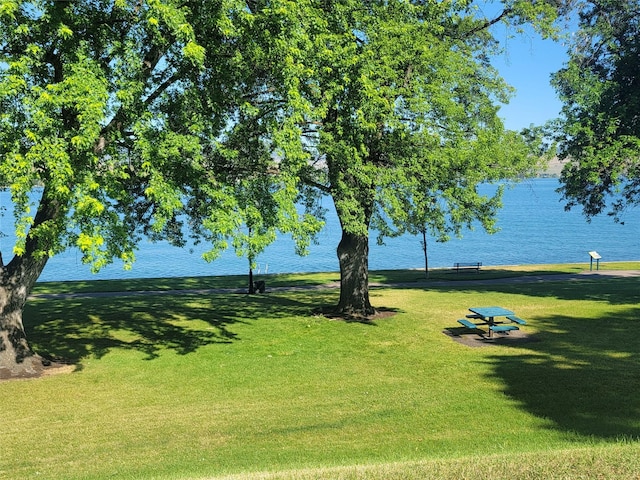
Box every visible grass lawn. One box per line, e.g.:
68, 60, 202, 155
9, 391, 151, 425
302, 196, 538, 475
2, 263, 640, 479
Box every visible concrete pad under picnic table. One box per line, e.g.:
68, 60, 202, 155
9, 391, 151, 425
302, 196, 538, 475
443, 326, 538, 348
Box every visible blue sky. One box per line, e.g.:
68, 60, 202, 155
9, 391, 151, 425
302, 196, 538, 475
492, 32, 569, 131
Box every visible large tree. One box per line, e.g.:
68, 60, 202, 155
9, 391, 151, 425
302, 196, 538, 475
0, 0, 319, 379
0, 0, 209, 378
551, 0, 640, 220
284, 0, 561, 316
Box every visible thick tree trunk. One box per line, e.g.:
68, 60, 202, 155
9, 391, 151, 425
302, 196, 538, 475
0, 303, 43, 379
336, 230, 376, 317
0, 254, 49, 379
0, 189, 60, 379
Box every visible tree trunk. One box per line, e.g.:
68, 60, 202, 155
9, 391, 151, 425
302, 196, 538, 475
248, 265, 255, 294
336, 230, 376, 317
0, 254, 49, 379
0, 189, 60, 379
421, 228, 429, 279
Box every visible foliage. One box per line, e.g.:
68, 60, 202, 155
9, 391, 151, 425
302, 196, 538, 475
177, 0, 326, 267
552, 0, 640, 221
0, 0, 203, 269
0, 0, 324, 274
0, 0, 564, 288
295, 1, 555, 235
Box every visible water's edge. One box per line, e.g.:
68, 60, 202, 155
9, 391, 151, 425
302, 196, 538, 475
1, 178, 638, 282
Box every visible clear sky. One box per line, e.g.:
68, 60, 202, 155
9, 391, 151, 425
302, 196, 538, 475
492, 31, 570, 132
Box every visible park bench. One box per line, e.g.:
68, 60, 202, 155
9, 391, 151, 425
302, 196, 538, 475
453, 262, 482, 273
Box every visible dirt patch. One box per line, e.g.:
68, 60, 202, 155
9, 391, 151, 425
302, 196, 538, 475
40, 363, 76, 377
314, 306, 398, 324
443, 327, 538, 348
0, 357, 76, 382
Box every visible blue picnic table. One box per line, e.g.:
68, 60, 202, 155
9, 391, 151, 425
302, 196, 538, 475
459, 306, 526, 337
468, 306, 514, 322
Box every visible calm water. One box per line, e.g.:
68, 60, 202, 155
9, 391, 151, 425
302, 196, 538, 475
0, 178, 638, 282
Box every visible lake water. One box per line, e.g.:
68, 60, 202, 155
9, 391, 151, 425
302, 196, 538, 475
1, 178, 638, 282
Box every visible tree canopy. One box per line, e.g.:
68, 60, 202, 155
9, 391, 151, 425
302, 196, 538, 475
552, 0, 640, 221
269, 0, 560, 315
0, 0, 320, 378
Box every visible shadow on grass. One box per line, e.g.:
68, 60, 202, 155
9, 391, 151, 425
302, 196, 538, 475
484, 308, 640, 439
370, 266, 587, 284
445, 278, 640, 439
24, 290, 337, 364
430, 276, 640, 306
33, 272, 343, 295
25, 272, 640, 440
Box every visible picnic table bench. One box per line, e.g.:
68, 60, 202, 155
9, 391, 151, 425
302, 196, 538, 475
457, 319, 481, 330
505, 315, 527, 325
453, 262, 482, 273
488, 324, 519, 334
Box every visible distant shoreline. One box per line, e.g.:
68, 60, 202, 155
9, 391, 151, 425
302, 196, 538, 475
539, 156, 566, 177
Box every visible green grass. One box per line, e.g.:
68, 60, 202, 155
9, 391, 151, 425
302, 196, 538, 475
2, 263, 639, 479
31, 261, 640, 295
31, 270, 343, 294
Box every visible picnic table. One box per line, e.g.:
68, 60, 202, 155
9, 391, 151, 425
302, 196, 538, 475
458, 306, 527, 338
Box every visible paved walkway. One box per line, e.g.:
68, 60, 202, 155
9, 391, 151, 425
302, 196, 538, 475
393, 269, 640, 288
30, 270, 640, 300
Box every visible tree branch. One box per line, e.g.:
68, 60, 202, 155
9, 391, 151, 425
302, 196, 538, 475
300, 174, 331, 194
143, 72, 180, 107
459, 8, 513, 39
245, 0, 259, 14
97, 44, 167, 152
